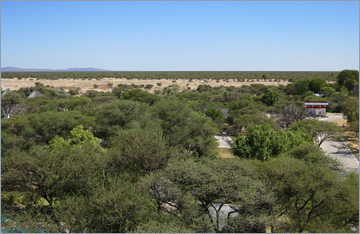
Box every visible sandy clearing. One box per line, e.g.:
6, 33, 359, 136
218, 148, 236, 159
328, 117, 359, 160
1, 78, 290, 93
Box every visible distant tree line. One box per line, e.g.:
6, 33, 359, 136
2, 71, 339, 81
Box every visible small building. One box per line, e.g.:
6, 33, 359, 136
304, 101, 328, 117
27, 89, 43, 98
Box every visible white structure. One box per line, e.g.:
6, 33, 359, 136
304, 101, 328, 117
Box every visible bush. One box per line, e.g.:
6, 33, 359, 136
145, 84, 154, 89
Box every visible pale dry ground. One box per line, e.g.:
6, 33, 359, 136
1, 78, 291, 93
329, 117, 359, 160
218, 148, 236, 159
319, 114, 359, 174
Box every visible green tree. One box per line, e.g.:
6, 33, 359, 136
294, 79, 310, 95
230, 111, 276, 134
49, 125, 103, 152
337, 69, 359, 92
309, 78, 326, 93
204, 108, 225, 130
57, 178, 157, 233
28, 111, 96, 143
232, 124, 311, 161
291, 119, 340, 147
162, 84, 180, 96
1, 92, 22, 118
320, 86, 336, 97
95, 100, 148, 145
150, 99, 218, 158
122, 88, 161, 105
108, 127, 171, 177
261, 157, 358, 232
262, 89, 279, 106
2, 144, 105, 210
342, 97, 359, 135
144, 159, 275, 232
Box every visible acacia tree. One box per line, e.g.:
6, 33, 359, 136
143, 159, 275, 233
291, 119, 340, 147
57, 178, 157, 233
261, 156, 358, 233
150, 99, 218, 158
1, 92, 22, 118
2, 144, 105, 211
108, 127, 172, 177
277, 104, 308, 128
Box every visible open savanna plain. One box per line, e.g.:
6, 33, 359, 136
1, 71, 337, 93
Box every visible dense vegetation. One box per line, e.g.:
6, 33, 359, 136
2, 71, 339, 81
1, 70, 358, 233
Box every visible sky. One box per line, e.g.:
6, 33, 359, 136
1, 1, 359, 71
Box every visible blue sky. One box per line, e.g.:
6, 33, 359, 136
1, 1, 359, 71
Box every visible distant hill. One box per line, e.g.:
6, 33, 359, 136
1, 67, 108, 72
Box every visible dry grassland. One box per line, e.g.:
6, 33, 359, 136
2, 78, 290, 93
218, 148, 236, 159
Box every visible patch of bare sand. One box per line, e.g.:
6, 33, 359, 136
330, 118, 359, 160
218, 148, 235, 159
2, 78, 290, 93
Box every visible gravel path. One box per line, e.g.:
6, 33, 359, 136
319, 115, 359, 175
214, 136, 233, 149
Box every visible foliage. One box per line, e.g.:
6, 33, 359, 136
2, 74, 358, 233
261, 157, 358, 232
95, 100, 149, 145
293, 79, 310, 95
144, 158, 275, 232
2, 71, 339, 81
204, 108, 225, 130
262, 88, 279, 106
145, 84, 154, 89
108, 127, 171, 177
303, 95, 327, 102
150, 99, 218, 158
2, 144, 106, 208
232, 124, 311, 160
28, 110, 96, 143
280, 142, 342, 170
162, 84, 180, 96
57, 177, 157, 233
230, 111, 276, 134
291, 119, 340, 147
122, 88, 161, 105
275, 103, 308, 128
49, 125, 103, 152
336, 69, 359, 92
309, 78, 327, 93
1, 92, 22, 117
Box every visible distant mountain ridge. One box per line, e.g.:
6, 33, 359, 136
1, 67, 108, 72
